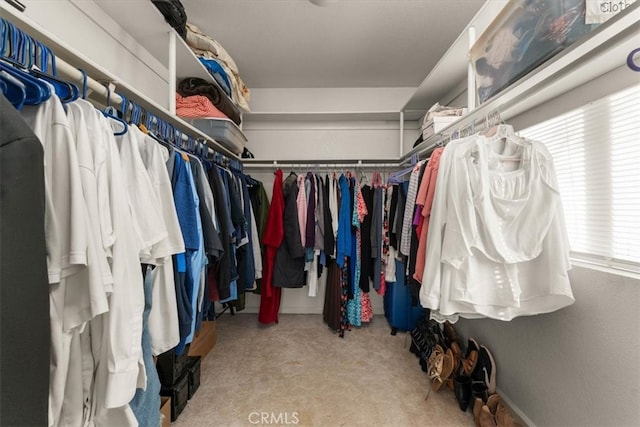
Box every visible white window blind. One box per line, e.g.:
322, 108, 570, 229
519, 84, 640, 270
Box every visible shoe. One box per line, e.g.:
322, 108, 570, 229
443, 320, 458, 347
453, 374, 472, 412
471, 381, 489, 407
495, 403, 516, 427
432, 348, 455, 392
427, 345, 444, 378
463, 338, 480, 376
473, 345, 497, 394
473, 398, 484, 427
463, 350, 478, 376
486, 394, 502, 415
464, 337, 480, 359
478, 405, 497, 427
445, 357, 461, 391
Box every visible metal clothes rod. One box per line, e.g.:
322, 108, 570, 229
243, 161, 399, 170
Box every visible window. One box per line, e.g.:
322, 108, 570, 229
519, 84, 640, 272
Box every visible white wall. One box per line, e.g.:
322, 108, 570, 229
244, 121, 402, 160
454, 267, 640, 427
249, 87, 415, 112
241, 87, 418, 315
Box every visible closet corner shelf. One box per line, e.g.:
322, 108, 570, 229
402, 0, 509, 112
94, 0, 244, 122
243, 111, 403, 123
402, 1, 640, 162
0, 2, 241, 161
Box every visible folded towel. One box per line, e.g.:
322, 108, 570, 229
176, 93, 228, 120
177, 78, 242, 125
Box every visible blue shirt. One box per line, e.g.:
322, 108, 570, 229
336, 174, 352, 267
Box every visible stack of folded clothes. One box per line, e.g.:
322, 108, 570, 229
176, 93, 228, 119
185, 23, 250, 112
177, 78, 242, 125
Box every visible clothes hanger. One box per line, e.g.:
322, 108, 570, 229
0, 69, 26, 109
5, 29, 74, 103
0, 58, 50, 104
0, 23, 50, 105
387, 161, 415, 185
28, 41, 78, 103
101, 82, 127, 136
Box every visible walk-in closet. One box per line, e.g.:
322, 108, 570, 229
1, 1, 638, 426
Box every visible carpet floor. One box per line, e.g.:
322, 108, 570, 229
174, 313, 474, 427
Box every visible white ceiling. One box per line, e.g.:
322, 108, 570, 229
182, 0, 486, 89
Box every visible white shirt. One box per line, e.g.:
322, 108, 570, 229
91, 113, 145, 414
420, 134, 574, 322
65, 101, 113, 325
20, 95, 89, 427
20, 95, 87, 284
114, 126, 168, 260
134, 130, 184, 355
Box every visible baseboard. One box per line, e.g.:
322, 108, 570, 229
495, 387, 536, 427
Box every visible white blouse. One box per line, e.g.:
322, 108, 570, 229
420, 130, 574, 322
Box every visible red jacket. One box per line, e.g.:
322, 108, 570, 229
258, 169, 284, 324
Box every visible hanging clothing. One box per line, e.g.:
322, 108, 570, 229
207, 165, 235, 301
412, 147, 444, 284
129, 266, 161, 427
420, 132, 574, 322
258, 169, 285, 324
359, 185, 374, 292
0, 94, 50, 427
323, 261, 342, 332
273, 173, 306, 287
407, 161, 428, 302
323, 174, 336, 258
171, 152, 203, 355
336, 175, 352, 267
400, 161, 424, 256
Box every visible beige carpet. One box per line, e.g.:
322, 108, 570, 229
174, 314, 474, 427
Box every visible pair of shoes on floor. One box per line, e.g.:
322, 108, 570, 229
464, 338, 497, 394
473, 394, 517, 427
454, 338, 497, 411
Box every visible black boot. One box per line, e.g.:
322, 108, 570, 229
471, 381, 489, 411
453, 374, 472, 412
